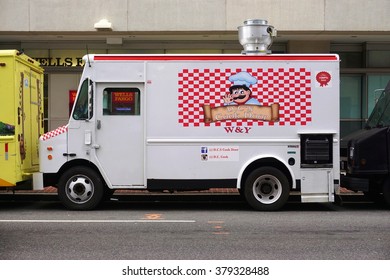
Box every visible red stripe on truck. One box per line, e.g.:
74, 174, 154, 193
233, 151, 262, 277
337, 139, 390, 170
93, 55, 339, 62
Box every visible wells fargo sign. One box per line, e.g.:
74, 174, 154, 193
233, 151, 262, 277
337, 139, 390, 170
112, 92, 135, 103
34, 57, 84, 67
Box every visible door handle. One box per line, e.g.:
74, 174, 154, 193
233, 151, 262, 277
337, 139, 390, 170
97, 120, 101, 129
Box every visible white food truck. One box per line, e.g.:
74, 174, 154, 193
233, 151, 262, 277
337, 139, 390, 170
35, 20, 340, 210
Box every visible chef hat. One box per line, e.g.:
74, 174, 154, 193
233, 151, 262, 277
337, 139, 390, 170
229, 71, 257, 87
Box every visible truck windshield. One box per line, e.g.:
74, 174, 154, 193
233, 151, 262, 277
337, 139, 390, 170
366, 86, 390, 128
73, 79, 92, 120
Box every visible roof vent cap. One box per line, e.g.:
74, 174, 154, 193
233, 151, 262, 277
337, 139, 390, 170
238, 19, 277, 55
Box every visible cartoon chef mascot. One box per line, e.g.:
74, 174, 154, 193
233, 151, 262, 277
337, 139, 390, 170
223, 71, 261, 106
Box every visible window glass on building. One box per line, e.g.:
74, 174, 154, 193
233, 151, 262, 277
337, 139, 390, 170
367, 50, 390, 68
338, 52, 363, 68
340, 76, 362, 119
340, 75, 363, 137
367, 75, 390, 115
336, 46, 390, 137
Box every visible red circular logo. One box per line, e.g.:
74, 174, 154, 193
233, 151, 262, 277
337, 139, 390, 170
316, 71, 331, 87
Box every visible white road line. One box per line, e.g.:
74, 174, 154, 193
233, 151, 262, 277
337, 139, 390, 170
0, 219, 196, 223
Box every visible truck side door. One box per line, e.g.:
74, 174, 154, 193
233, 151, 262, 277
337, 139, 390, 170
94, 83, 144, 187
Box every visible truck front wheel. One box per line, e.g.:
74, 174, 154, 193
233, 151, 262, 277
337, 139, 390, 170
244, 167, 290, 211
58, 166, 104, 210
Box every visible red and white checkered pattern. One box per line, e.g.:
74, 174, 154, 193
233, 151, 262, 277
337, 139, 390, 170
41, 125, 68, 141
178, 68, 311, 127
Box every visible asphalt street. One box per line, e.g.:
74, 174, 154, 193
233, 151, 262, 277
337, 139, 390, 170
0, 193, 389, 260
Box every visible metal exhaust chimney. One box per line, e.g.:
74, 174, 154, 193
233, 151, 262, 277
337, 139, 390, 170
238, 19, 277, 54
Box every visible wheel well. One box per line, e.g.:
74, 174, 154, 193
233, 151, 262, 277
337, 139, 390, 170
240, 158, 293, 190
47, 159, 104, 188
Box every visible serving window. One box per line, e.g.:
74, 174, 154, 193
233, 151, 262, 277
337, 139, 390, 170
103, 88, 140, 115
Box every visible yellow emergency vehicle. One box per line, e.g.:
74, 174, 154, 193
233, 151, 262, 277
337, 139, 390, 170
0, 50, 44, 187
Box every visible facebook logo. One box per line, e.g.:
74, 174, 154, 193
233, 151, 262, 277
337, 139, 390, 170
201, 147, 208, 154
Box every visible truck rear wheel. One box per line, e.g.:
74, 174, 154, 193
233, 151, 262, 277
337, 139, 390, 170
382, 178, 390, 207
58, 166, 104, 210
244, 167, 290, 211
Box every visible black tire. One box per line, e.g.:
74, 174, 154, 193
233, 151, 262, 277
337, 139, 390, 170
382, 178, 390, 207
58, 166, 104, 210
244, 167, 290, 211
363, 190, 383, 203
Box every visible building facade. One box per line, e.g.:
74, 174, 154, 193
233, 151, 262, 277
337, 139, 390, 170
1, 0, 390, 136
